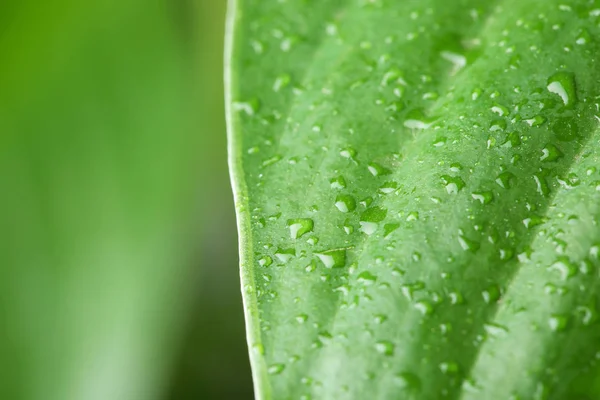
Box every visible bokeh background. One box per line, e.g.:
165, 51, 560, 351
1, 0, 253, 399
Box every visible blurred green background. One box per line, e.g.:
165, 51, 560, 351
0, 0, 253, 399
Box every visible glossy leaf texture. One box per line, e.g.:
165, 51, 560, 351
226, 0, 600, 399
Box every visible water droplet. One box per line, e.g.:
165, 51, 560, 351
381, 68, 406, 87
547, 72, 577, 108
259, 256, 273, 267
548, 314, 568, 332
441, 175, 466, 194
296, 314, 308, 324
395, 372, 421, 391
340, 147, 357, 160
401, 281, 425, 300
502, 132, 521, 148
384, 223, 400, 237
252, 343, 265, 355
374, 314, 388, 324
268, 363, 285, 375
524, 115, 547, 127
458, 233, 480, 252
375, 340, 395, 356
330, 176, 347, 189
360, 207, 387, 235
495, 171, 515, 189
315, 249, 347, 269
406, 211, 419, 221
233, 98, 260, 116
491, 104, 509, 116
482, 285, 500, 303
472, 191, 493, 204
379, 181, 398, 194
262, 155, 282, 167
404, 109, 434, 129
439, 361, 459, 374
275, 248, 295, 263
449, 291, 464, 305
489, 119, 507, 132
440, 51, 466, 74
540, 144, 563, 161
368, 162, 392, 176
287, 219, 314, 239
522, 214, 546, 229
548, 257, 577, 280
357, 271, 377, 285
273, 73, 291, 92
335, 195, 357, 213
484, 323, 508, 337
414, 300, 433, 315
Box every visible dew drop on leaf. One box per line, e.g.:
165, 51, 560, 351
335, 195, 357, 213
482, 285, 500, 304
441, 175, 466, 194
368, 162, 392, 176
287, 218, 314, 239
275, 248, 295, 263
375, 340, 395, 356
315, 249, 347, 269
268, 363, 286, 375
548, 314, 568, 332
548, 257, 577, 280
547, 71, 577, 108
330, 175, 347, 189
394, 372, 421, 391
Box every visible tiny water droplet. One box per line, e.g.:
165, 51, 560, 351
395, 372, 421, 391
296, 314, 308, 324
484, 323, 509, 337
548, 314, 568, 332
268, 363, 285, 375
375, 340, 395, 356
439, 361, 459, 374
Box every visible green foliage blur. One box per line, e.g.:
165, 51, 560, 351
0, 0, 252, 399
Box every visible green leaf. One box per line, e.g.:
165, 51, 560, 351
227, 0, 600, 399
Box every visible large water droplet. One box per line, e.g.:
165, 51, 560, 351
335, 195, 357, 213
441, 175, 466, 194
547, 72, 577, 108
287, 218, 314, 239
315, 249, 347, 269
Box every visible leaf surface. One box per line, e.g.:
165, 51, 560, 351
227, 0, 600, 398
